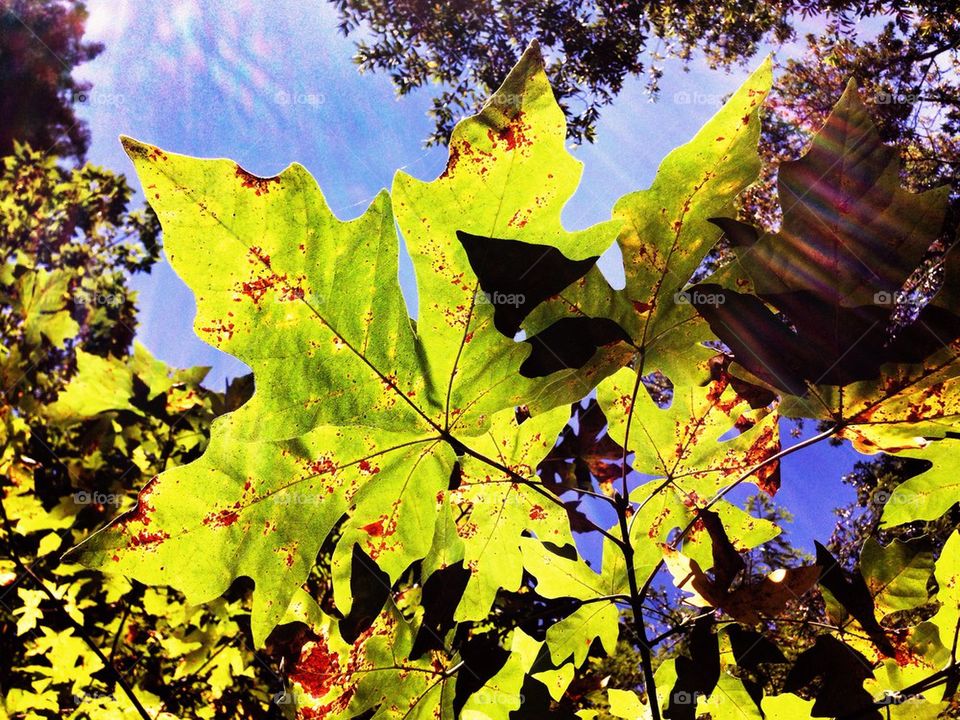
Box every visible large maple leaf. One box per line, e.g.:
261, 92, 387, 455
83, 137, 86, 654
69, 44, 615, 645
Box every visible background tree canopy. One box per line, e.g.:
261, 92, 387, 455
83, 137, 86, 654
331, 0, 960, 220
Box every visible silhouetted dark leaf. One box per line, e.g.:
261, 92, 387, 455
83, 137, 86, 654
521, 316, 631, 377
815, 542, 895, 656
339, 544, 391, 644
665, 616, 720, 720
411, 563, 472, 659
727, 625, 787, 712
783, 635, 880, 719
693, 81, 956, 395
456, 230, 599, 336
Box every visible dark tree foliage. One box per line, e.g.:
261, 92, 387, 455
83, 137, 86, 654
329, 0, 955, 148
742, 10, 960, 231
0, 0, 103, 161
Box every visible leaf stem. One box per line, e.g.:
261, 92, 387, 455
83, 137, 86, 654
616, 495, 662, 720
455, 438, 626, 548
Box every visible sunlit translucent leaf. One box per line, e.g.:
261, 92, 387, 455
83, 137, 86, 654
392, 42, 623, 415
515, 60, 772, 390
692, 672, 763, 720
859, 537, 934, 616
289, 602, 457, 719
520, 536, 625, 665
459, 630, 540, 720
930, 531, 960, 657
70, 120, 580, 644
879, 439, 960, 526
775, 345, 960, 453
608, 688, 644, 719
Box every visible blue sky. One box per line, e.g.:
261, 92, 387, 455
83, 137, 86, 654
73, 0, 870, 552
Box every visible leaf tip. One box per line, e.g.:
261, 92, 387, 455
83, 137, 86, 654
120, 135, 153, 160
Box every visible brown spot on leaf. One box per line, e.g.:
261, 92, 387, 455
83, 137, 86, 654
235, 164, 281, 195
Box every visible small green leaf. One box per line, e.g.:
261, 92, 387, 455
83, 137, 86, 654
860, 537, 934, 615
608, 688, 644, 719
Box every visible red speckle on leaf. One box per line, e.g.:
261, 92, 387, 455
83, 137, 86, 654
632, 300, 653, 313
291, 636, 342, 699
529, 505, 547, 521
362, 518, 388, 537
508, 208, 529, 228
440, 142, 462, 179
130, 530, 169, 548
200, 318, 235, 342
235, 164, 281, 195
248, 246, 272, 267
203, 507, 241, 528
309, 457, 337, 475
487, 111, 532, 152
358, 459, 380, 475
239, 276, 277, 305
122, 476, 160, 528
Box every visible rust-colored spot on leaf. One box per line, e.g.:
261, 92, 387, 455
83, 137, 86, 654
203, 506, 241, 528
235, 164, 281, 195
487, 111, 532, 152
362, 518, 387, 537
130, 530, 169, 548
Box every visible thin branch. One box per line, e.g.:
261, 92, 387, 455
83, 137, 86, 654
616, 496, 662, 720
109, 600, 132, 664
638, 423, 842, 601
